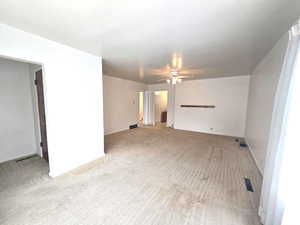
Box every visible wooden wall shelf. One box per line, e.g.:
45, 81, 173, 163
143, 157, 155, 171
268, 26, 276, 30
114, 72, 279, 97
180, 105, 215, 108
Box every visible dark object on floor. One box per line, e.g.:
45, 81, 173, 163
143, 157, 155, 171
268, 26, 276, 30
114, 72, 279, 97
240, 142, 248, 148
129, 124, 138, 129
235, 138, 239, 142
161, 111, 167, 123
244, 178, 254, 192
16, 155, 38, 162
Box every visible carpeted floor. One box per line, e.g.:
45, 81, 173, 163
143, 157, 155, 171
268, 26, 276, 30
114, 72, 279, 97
0, 127, 262, 225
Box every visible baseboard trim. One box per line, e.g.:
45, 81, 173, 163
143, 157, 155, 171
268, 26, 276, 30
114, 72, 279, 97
0, 152, 39, 163
258, 205, 265, 224
49, 153, 104, 178
245, 139, 263, 176
104, 127, 128, 135
173, 127, 244, 138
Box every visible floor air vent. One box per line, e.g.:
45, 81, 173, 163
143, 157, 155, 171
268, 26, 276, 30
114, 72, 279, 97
129, 124, 138, 129
16, 155, 38, 162
240, 142, 248, 148
244, 178, 254, 192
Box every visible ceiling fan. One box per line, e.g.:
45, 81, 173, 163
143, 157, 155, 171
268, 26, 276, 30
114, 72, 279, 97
150, 53, 204, 84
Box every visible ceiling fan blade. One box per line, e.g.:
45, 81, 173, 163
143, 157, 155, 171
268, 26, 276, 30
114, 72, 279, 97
147, 69, 170, 76
153, 72, 169, 76
179, 69, 205, 75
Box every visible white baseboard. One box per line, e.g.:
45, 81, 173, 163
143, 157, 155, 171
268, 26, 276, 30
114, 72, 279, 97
245, 139, 263, 176
104, 127, 128, 135
49, 152, 104, 178
173, 127, 243, 138
258, 205, 265, 224
0, 152, 38, 163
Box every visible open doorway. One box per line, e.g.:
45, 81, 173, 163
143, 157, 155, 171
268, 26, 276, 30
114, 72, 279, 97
138, 90, 168, 128
34, 69, 49, 162
138, 91, 144, 125
0, 57, 49, 174
154, 91, 168, 127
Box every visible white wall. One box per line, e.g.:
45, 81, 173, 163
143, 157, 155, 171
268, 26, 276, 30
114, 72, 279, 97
103, 75, 146, 135
154, 91, 168, 122
0, 24, 104, 177
245, 34, 289, 173
0, 58, 38, 162
174, 76, 250, 137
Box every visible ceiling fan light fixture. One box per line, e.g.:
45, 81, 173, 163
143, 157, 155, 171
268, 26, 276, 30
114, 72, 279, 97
170, 70, 178, 76
165, 54, 185, 85
166, 76, 182, 85
172, 77, 177, 85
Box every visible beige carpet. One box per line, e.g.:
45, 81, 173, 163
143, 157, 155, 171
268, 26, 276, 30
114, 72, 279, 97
0, 127, 262, 225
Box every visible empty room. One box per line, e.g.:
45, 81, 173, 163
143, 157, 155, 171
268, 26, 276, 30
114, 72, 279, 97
1, 1, 300, 225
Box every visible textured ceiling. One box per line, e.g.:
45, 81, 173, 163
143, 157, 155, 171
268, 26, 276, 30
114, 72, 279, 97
0, 0, 299, 83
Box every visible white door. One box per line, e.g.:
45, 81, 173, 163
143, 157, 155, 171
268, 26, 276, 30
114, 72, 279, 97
143, 91, 155, 125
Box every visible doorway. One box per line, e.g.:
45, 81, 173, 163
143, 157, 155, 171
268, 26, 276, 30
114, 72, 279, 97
138, 90, 168, 128
138, 91, 144, 125
0, 57, 49, 166
35, 70, 49, 162
154, 91, 168, 127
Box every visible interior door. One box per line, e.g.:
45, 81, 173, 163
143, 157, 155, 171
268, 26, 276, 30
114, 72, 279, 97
35, 70, 49, 162
143, 91, 155, 125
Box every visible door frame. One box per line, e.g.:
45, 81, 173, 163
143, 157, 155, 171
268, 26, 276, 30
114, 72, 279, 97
138, 91, 144, 124
0, 55, 50, 173
0, 55, 50, 163
34, 69, 49, 161
32, 66, 48, 160
32, 67, 42, 157
143, 91, 155, 126
154, 90, 168, 124
148, 85, 175, 128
